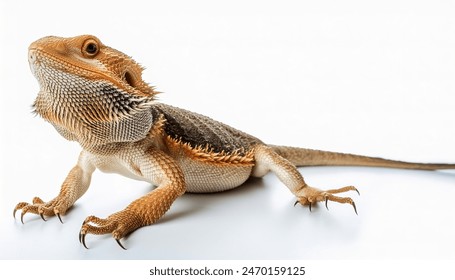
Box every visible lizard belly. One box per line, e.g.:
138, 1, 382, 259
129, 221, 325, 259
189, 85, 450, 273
177, 157, 253, 193
88, 153, 146, 182
88, 151, 252, 193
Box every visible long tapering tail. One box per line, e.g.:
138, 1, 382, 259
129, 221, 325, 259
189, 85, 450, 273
271, 145, 455, 170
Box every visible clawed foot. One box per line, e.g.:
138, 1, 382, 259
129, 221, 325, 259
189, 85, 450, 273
294, 186, 360, 214
79, 209, 143, 250
13, 196, 69, 224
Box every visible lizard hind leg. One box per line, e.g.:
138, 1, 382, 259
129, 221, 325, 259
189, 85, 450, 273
253, 145, 359, 214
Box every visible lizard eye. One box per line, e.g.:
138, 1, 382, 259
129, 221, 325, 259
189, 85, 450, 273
82, 39, 99, 57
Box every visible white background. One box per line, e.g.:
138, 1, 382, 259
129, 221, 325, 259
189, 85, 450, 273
1, 0, 455, 262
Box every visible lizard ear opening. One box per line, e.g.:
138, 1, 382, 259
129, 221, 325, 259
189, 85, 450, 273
124, 71, 136, 88
121, 68, 156, 97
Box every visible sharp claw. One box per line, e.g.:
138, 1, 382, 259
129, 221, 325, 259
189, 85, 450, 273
309, 202, 312, 212
293, 201, 299, 207
81, 233, 89, 249
352, 201, 358, 215
13, 203, 28, 219
57, 213, 63, 224
116, 239, 127, 250
20, 212, 25, 224
39, 212, 47, 222
354, 188, 360, 196
325, 197, 329, 211
79, 231, 82, 243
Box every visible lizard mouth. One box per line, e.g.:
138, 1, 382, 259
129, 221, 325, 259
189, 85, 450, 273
27, 46, 124, 93
27, 48, 64, 87
28, 46, 103, 76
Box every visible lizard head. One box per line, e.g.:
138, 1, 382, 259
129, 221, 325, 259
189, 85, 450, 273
28, 35, 156, 147
29, 34, 156, 97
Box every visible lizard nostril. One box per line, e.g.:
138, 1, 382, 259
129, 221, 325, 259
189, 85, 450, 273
28, 52, 36, 62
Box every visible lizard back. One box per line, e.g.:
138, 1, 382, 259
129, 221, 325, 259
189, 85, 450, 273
151, 103, 262, 157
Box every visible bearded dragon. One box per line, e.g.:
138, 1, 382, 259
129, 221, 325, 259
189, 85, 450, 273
14, 35, 455, 249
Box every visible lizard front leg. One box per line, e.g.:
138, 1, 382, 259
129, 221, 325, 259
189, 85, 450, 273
14, 151, 95, 223
253, 145, 359, 213
79, 149, 185, 250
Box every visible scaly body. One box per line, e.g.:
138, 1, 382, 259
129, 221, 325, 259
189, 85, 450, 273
14, 35, 455, 249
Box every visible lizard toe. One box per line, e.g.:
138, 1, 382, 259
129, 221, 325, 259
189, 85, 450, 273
17, 204, 41, 224
14, 195, 73, 223
79, 211, 141, 249
295, 185, 359, 214
13, 202, 30, 219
